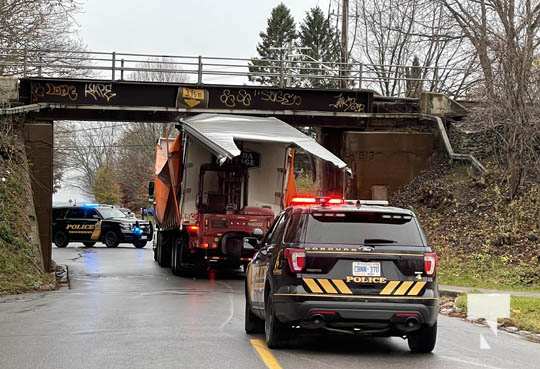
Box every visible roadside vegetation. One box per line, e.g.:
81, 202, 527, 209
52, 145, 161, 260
0, 121, 54, 295
393, 160, 540, 292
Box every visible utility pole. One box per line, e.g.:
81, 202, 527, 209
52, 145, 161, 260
340, 0, 349, 88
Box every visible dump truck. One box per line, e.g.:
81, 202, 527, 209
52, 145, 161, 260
150, 113, 349, 275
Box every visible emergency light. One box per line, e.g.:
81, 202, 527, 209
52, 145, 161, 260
289, 196, 344, 206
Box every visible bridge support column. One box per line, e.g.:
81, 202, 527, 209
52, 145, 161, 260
23, 121, 53, 272
320, 128, 345, 196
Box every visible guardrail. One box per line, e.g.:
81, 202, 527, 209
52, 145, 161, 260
0, 49, 471, 97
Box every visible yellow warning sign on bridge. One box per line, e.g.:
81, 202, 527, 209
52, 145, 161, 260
176, 87, 208, 109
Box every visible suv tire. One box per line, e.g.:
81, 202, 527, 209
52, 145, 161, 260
83, 242, 96, 248
265, 293, 291, 349
104, 231, 120, 248
54, 231, 69, 248
408, 323, 437, 353
245, 282, 264, 334
133, 240, 147, 248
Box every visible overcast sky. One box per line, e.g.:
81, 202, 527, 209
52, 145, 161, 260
76, 0, 332, 56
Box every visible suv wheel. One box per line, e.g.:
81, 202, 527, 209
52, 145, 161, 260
408, 323, 437, 353
104, 231, 120, 248
245, 282, 264, 334
83, 242, 96, 248
133, 240, 147, 248
265, 293, 291, 349
54, 231, 69, 248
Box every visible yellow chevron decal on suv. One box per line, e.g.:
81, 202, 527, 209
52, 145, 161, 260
302, 278, 427, 296
318, 279, 338, 294
379, 281, 426, 296
303, 278, 323, 294
332, 279, 352, 294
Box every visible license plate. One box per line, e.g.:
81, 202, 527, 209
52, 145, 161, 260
352, 262, 381, 276
141, 235, 147, 240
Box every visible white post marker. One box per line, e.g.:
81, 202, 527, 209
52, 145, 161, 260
467, 293, 510, 349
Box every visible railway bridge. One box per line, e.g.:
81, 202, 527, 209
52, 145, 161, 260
0, 50, 480, 271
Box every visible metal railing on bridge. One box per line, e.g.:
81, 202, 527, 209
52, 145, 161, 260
0, 49, 473, 97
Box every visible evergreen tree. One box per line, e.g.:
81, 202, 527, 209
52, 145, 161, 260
249, 3, 297, 86
298, 6, 341, 88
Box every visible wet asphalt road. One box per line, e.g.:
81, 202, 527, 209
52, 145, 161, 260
1, 244, 539, 369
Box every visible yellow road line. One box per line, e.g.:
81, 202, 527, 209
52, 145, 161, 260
250, 339, 284, 369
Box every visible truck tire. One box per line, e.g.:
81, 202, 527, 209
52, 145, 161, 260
171, 233, 192, 276
156, 231, 171, 267
54, 231, 69, 248
133, 240, 147, 248
408, 323, 437, 353
265, 292, 291, 349
104, 231, 120, 248
83, 242, 96, 248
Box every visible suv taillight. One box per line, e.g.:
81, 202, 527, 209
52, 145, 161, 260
424, 252, 437, 276
284, 248, 305, 273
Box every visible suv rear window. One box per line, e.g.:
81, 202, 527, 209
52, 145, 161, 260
299, 211, 424, 247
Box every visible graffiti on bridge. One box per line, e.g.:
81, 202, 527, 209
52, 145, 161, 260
84, 83, 116, 102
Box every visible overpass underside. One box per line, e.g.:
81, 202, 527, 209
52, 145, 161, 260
11, 78, 467, 271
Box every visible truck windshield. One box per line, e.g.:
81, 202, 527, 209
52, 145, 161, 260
302, 212, 424, 246
98, 207, 127, 219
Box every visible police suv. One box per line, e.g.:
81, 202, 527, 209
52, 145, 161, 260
52, 204, 153, 248
244, 197, 438, 353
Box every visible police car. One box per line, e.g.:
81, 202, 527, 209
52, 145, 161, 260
244, 197, 438, 353
52, 204, 153, 248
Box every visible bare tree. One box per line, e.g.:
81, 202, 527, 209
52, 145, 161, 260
0, 0, 84, 77
348, 0, 480, 97
441, 0, 540, 196
129, 56, 189, 83
56, 122, 125, 195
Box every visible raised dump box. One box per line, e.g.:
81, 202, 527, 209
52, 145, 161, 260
151, 113, 349, 275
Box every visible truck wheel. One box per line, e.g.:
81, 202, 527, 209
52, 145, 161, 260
54, 231, 69, 248
171, 234, 191, 276
104, 231, 120, 248
265, 293, 291, 349
245, 282, 264, 334
408, 323, 437, 353
157, 231, 171, 267
133, 240, 147, 248
83, 242, 96, 248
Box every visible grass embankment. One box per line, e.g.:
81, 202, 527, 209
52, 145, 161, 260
392, 161, 540, 292
0, 126, 54, 295
455, 294, 540, 333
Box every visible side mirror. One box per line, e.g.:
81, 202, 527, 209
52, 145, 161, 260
148, 181, 155, 198
247, 238, 262, 249
252, 228, 264, 239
